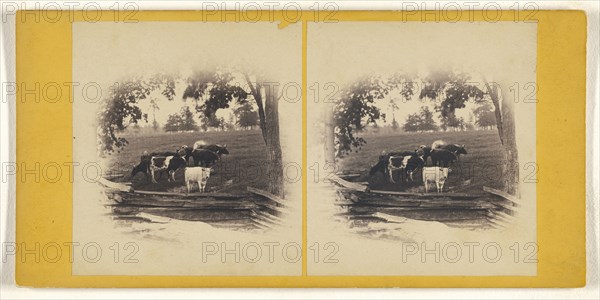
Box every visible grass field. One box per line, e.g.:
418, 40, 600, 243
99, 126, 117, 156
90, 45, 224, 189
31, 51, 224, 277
337, 129, 507, 193
107, 129, 268, 194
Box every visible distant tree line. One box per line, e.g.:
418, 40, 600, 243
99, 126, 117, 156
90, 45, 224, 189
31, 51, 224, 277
162, 102, 260, 133
399, 103, 495, 133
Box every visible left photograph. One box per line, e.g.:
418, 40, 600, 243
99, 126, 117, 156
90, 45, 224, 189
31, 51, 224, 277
72, 22, 302, 275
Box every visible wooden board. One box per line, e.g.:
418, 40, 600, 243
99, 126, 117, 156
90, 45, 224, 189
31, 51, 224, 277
367, 189, 485, 199
483, 186, 520, 206
130, 189, 245, 199
328, 175, 368, 192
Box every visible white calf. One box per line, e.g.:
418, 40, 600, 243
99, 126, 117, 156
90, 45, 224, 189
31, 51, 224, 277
422, 167, 451, 193
184, 167, 212, 193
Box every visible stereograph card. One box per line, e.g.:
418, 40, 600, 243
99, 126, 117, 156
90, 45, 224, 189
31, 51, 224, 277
12, 9, 587, 287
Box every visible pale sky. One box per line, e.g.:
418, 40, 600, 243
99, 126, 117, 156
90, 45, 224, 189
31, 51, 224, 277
308, 21, 537, 126
73, 22, 302, 127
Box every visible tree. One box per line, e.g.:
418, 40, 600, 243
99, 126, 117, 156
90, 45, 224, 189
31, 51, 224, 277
390, 117, 400, 131
402, 113, 421, 132
150, 98, 160, 132
402, 106, 438, 132
98, 69, 285, 197
163, 106, 199, 132
439, 111, 463, 131
331, 69, 520, 196
200, 114, 223, 131
418, 106, 438, 131
98, 75, 176, 154
485, 80, 520, 196
421, 70, 519, 195
332, 73, 415, 157
389, 98, 400, 131
473, 103, 497, 129
183, 68, 284, 196
235, 102, 260, 130
164, 113, 183, 132
180, 106, 199, 131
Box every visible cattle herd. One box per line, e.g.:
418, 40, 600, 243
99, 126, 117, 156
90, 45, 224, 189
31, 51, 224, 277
131, 140, 229, 193
369, 140, 468, 193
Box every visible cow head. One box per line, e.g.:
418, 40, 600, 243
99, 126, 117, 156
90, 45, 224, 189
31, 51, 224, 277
440, 167, 450, 179
202, 167, 212, 179
216, 144, 229, 155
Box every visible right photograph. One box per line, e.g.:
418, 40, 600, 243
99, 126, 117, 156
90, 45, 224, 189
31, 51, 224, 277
307, 22, 538, 276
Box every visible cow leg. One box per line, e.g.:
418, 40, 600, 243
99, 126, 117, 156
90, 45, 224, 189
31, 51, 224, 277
424, 181, 429, 193
186, 181, 191, 193
198, 180, 204, 192
388, 166, 395, 183
150, 169, 158, 183
168, 170, 175, 182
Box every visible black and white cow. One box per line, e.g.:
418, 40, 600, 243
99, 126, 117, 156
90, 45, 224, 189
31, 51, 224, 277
148, 155, 187, 183
369, 150, 417, 176
387, 153, 425, 183
131, 151, 187, 183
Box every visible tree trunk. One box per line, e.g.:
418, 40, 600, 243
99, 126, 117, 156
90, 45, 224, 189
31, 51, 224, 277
499, 85, 520, 197
485, 81, 520, 197
263, 83, 284, 197
324, 105, 336, 164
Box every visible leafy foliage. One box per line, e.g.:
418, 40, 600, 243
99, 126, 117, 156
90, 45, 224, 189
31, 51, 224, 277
98, 75, 176, 155
234, 102, 260, 129
403, 106, 438, 132
473, 102, 497, 128
333, 74, 415, 157
183, 69, 249, 119
420, 70, 486, 119
164, 106, 199, 132
198, 114, 222, 132
390, 117, 400, 131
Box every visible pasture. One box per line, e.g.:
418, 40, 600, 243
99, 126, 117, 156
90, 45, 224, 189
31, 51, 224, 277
108, 129, 268, 194
104, 129, 280, 230
337, 129, 507, 193
334, 129, 515, 230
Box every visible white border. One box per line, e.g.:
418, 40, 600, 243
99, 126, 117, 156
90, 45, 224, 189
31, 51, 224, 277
1, 1, 598, 299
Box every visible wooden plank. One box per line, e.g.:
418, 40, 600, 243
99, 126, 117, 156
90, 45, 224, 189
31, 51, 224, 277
329, 175, 368, 192
251, 210, 284, 226
132, 190, 244, 199
368, 189, 484, 199
98, 178, 133, 193
103, 173, 125, 179
483, 186, 520, 206
373, 212, 410, 223
336, 173, 362, 179
247, 187, 287, 207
